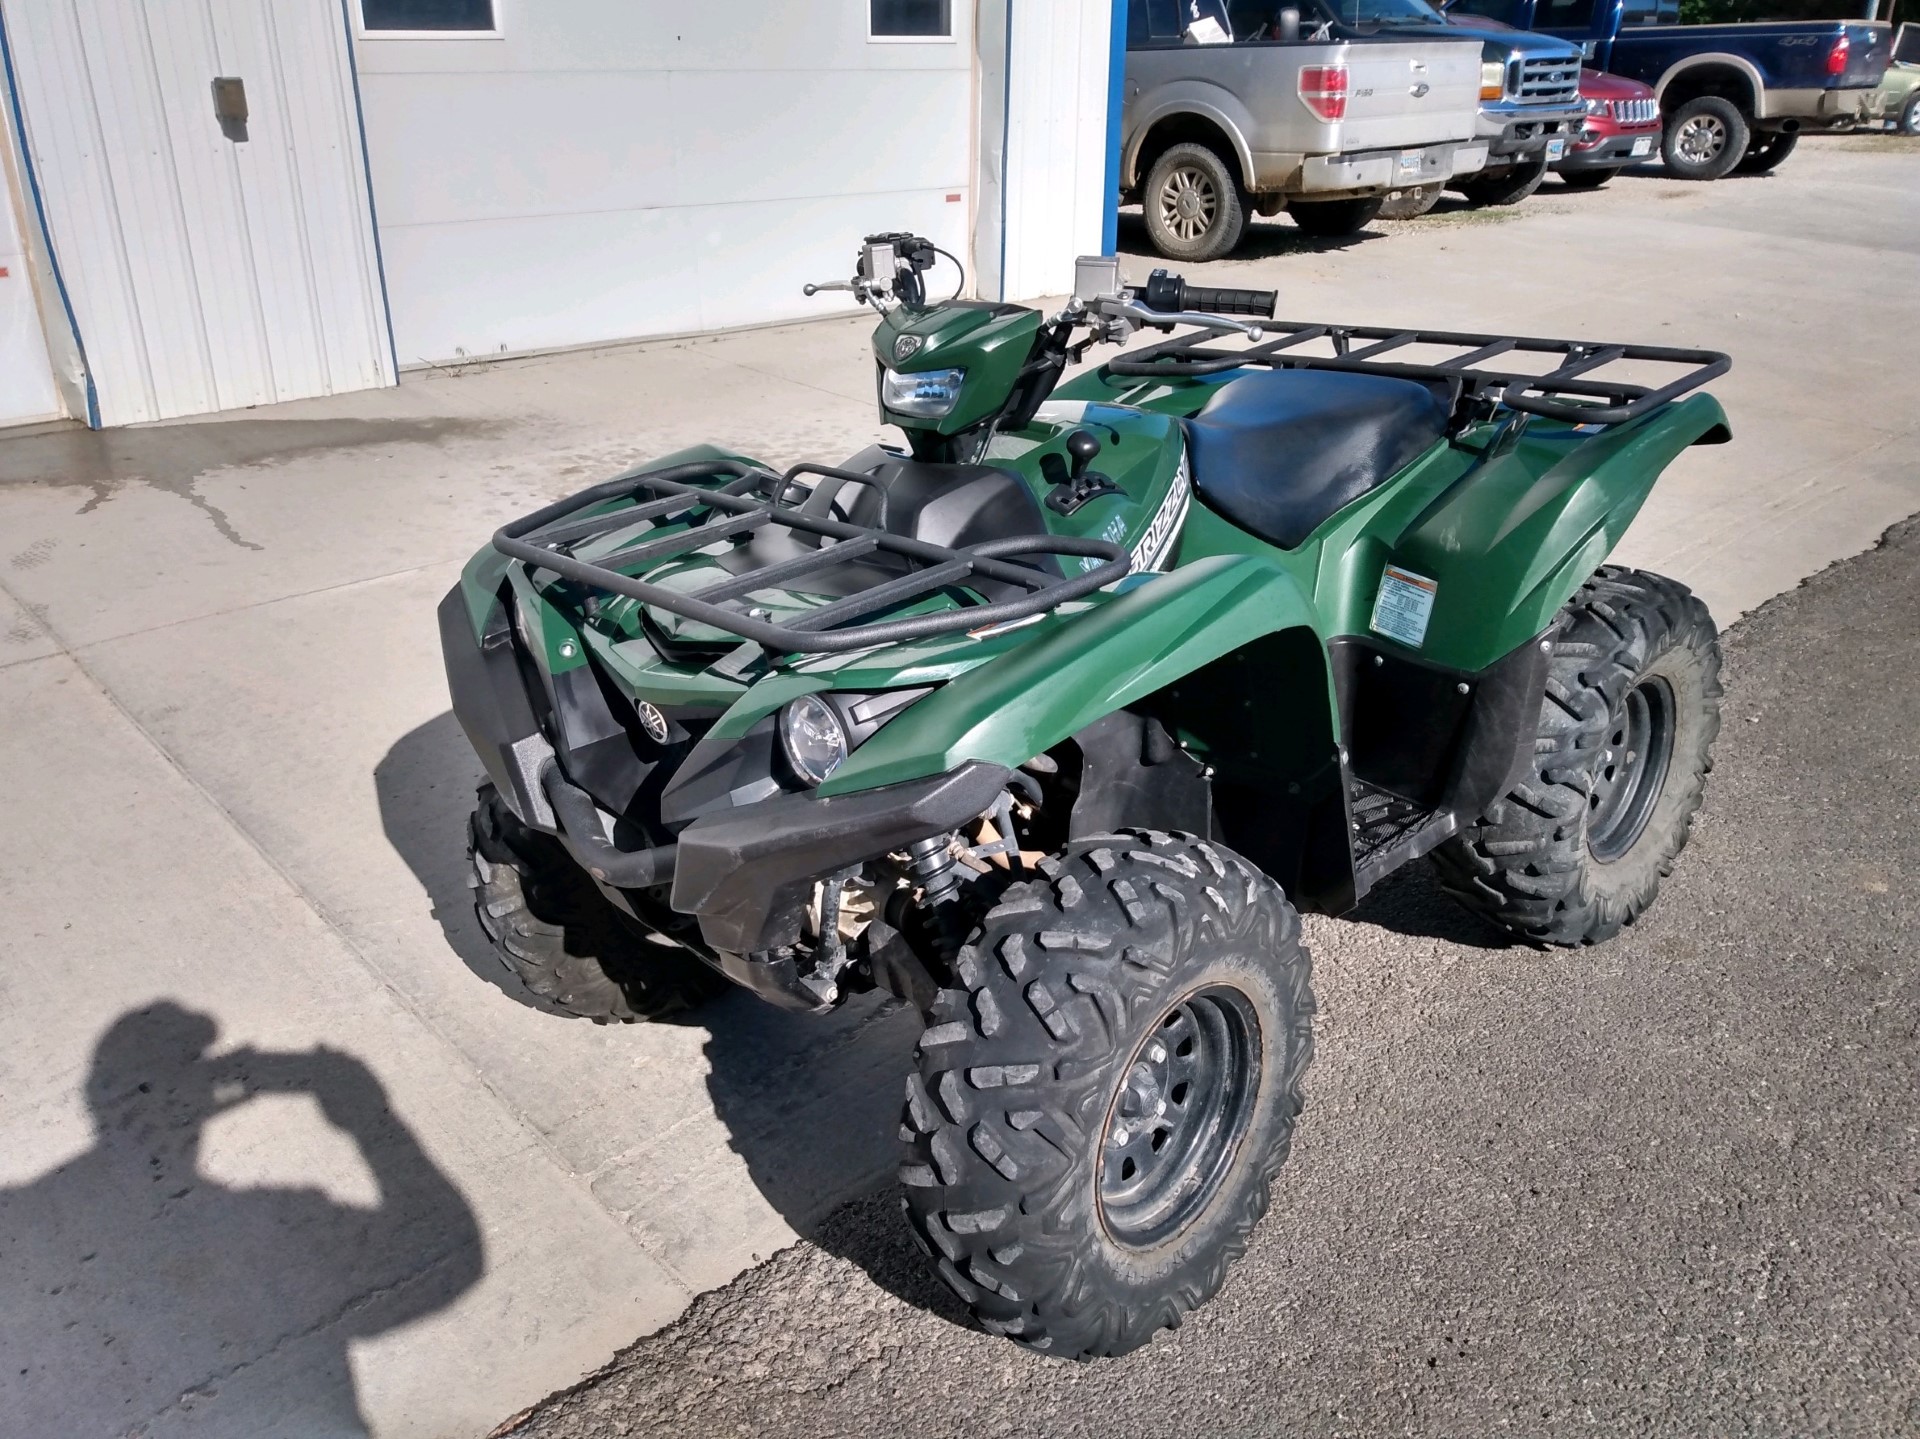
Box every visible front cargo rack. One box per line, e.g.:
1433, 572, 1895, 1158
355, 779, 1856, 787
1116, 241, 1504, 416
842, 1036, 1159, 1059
493, 458, 1131, 656
1106, 320, 1730, 427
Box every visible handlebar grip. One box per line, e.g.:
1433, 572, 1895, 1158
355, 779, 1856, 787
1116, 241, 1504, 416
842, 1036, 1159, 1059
1181, 285, 1277, 319
1140, 269, 1275, 319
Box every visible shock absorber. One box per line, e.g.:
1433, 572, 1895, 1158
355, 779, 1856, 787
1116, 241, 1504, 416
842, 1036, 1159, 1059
904, 833, 968, 963
905, 834, 962, 907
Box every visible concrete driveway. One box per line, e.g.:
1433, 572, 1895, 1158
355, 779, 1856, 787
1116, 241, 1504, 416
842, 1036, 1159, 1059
0, 141, 1915, 1437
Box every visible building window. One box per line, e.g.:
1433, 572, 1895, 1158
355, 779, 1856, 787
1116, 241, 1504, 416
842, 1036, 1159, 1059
360, 0, 497, 34
871, 0, 952, 39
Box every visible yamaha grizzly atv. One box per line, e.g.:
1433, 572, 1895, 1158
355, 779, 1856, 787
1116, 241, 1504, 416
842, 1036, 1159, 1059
441, 234, 1730, 1357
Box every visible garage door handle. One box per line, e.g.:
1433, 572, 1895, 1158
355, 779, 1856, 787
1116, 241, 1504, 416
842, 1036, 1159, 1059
212, 76, 248, 141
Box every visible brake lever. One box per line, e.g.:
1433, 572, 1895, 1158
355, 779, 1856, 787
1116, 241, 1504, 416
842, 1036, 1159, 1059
1103, 299, 1263, 341
803, 280, 857, 296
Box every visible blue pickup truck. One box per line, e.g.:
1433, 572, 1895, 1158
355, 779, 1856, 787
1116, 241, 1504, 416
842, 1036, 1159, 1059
1445, 0, 1891, 179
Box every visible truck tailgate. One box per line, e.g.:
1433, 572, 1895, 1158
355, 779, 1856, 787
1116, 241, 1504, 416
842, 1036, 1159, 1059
1339, 38, 1484, 150
1839, 22, 1891, 88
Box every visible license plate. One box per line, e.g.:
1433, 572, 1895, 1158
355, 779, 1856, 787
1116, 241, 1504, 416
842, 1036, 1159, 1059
1397, 148, 1424, 178
1545, 137, 1567, 161
1631, 136, 1653, 156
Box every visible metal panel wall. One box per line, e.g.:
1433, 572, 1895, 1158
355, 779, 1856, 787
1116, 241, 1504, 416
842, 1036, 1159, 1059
354, 0, 976, 365
976, 0, 1115, 302
1, 0, 393, 427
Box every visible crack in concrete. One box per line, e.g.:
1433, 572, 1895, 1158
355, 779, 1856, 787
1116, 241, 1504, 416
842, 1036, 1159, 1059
128, 1245, 471, 1434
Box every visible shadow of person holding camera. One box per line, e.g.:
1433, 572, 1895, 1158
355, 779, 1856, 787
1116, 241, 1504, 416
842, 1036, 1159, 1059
0, 1002, 483, 1438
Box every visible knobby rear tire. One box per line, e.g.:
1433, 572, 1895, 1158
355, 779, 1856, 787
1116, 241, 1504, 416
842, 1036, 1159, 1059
1429, 568, 1722, 946
899, 831, 1315, 1359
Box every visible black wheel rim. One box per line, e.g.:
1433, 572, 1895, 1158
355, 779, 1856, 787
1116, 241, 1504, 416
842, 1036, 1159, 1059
1097, 985, 1262, 1248
1587, 676, 1676, 863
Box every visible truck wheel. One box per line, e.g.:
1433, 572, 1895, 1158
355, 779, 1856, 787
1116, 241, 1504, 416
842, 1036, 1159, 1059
1899, 94, 1920, 136
900, 832, 1315, 1359
1662, 96, 1749, 180
1142, 143, 1247, 262
1287, 195, 1385, 236
468, 783, 726, 1022
1429, 568, 1723, 947
1558, 167, 1620, 191
1451, 154, 1549, 207
1733, 131, 1797, 175
1376, 182, 1442, 219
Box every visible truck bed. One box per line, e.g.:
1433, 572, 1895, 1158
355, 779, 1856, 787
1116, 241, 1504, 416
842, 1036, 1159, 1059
1125, 35, 1483, 173
1604, 19, 1891, 95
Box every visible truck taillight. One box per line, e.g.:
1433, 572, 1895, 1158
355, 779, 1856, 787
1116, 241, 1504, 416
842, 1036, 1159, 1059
1298, 65, 1349, 122
1827, 33, 1849, 76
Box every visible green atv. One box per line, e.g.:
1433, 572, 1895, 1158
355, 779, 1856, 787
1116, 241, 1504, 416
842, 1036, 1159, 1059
441, 233, 1731, 1358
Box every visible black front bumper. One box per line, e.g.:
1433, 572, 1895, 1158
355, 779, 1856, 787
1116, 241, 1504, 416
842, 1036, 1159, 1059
1486, 114, 1583, 163
442, 579, 1012, 1011
668, 761, 1011, 954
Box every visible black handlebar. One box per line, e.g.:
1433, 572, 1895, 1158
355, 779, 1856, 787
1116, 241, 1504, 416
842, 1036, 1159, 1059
1140, 268, 1276, 319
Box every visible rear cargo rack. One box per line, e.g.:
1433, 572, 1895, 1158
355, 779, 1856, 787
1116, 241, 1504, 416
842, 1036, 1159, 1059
1106, 321, 1729, 427
492, 459, 1130, 656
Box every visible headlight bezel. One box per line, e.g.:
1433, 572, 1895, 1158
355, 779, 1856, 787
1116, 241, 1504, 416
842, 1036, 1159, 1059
779, 693, 850, 787
879, 365, 967, 420
774, 687, 932, 790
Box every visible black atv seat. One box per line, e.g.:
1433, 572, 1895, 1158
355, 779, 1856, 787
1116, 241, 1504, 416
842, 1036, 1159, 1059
1184, 369, 1450, 551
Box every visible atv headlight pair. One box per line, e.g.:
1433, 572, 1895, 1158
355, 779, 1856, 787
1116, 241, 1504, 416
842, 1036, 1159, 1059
880, 365, 965, 419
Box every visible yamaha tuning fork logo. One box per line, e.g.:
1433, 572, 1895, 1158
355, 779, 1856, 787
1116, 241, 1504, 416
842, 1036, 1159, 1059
635, 700, 670, 744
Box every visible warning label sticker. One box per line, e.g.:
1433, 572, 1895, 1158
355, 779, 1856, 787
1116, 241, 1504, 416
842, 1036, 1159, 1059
1370, 565, 1438, 648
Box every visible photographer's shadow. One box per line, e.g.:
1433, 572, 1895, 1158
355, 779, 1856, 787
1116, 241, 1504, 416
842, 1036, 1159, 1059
0, 1003, 482, 1438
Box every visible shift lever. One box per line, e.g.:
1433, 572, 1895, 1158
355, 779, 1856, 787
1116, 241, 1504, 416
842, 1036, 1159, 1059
1064, 429, 1102, 481
1044, 429, 1122, 516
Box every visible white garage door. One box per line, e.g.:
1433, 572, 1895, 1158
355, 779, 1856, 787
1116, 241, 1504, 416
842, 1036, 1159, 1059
1, 0, 394, 427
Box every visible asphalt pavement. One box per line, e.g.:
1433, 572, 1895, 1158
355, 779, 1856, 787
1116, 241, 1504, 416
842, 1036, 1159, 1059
503, 519, 1920, 1437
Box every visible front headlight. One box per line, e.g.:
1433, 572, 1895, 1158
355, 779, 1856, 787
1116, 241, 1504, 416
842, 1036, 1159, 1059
1585, 96, 1608, 116
880, 366, 966, 419
779, 694, 848, 786
1480, 60, 1507, 101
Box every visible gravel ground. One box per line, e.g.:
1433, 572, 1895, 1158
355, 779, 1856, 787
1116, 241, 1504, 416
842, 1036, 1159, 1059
500, 521, 1920, 1439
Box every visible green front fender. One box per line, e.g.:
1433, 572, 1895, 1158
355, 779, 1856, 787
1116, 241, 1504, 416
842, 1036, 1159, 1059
1388, 392, 1731, 670
817, 555, 1328, 795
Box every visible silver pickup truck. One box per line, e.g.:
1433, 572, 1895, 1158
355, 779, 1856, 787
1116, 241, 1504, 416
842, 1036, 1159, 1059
1123, 9, 1487, 259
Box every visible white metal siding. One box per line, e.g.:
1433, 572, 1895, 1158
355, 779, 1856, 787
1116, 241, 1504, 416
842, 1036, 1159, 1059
977, 0, 1113, 303
2, 0, 392, 427
354, 1, 975, 365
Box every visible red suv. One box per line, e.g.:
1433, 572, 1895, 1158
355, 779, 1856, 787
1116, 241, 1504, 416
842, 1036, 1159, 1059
1555, 69, 1662, 191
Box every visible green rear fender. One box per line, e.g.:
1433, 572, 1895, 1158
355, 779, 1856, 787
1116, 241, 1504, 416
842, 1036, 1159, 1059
1386, 393, 1731, 669
816, 555, 1328, 795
